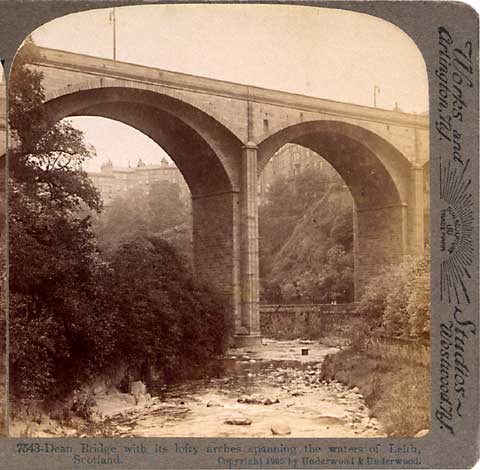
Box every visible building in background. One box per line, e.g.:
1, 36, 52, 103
258, 144, 342, 204
88, 145, 342, 207
88, 157, 190, 206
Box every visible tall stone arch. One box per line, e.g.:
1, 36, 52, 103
258, 120, 417, 297
40, 86, 247, 335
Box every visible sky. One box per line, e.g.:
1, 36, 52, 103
31, 4, 429, 171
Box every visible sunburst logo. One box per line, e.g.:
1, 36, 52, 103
439, 159, 474, 304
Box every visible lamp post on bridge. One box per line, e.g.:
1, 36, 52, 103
109, 8, 117, 61
373, 85, 380, 108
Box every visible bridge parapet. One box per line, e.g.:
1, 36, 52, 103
260, 303, 362, 341
32, 46, 428, 158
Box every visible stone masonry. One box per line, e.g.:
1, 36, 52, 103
29, 46, 429, 346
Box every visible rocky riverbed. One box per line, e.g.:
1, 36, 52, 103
10, 339, 385, 438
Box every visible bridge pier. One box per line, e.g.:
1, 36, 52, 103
234, 142, 262, 347
354, 203, 407, 296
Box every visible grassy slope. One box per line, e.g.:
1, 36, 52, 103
321, 340, 430, 437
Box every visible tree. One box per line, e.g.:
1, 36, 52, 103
9, 43, 100, 212
9, 42, 102, 407
107, 235, 228, 384
9, 42, 230, 415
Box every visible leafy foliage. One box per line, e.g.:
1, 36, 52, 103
108, 236, 228, 383
9, 42, 103, 409
259, 167, 354, 304
321, 252, 431, 437
9, 43, 227, 414
358, 251, 430, 340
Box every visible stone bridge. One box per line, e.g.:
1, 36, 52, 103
28, 46, 429, 346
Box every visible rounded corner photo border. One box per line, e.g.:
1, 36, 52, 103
0, 1, 478, 469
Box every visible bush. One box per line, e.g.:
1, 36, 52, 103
108, 235, 229, 384
358, 252, 430, 340
10, 235, 230, 412
321, 251, 431, 436
406, 253, 430, 338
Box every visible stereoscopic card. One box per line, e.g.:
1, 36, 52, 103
0, 1, 478, 469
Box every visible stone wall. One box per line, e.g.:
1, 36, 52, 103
260, 304, 363, 342
192, 191, 240, 325
354, 205, 405, 295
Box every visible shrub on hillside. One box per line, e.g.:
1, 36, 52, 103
406, 253, 430, 339
321, 251, 431, 436
260, 180, 354, 304
93, 182, 192, 264
358, 251, 430, 340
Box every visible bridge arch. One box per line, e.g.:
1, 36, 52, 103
41, 86, 245, 321
11, 41, 429, 344
43, 86, 243, 193
258, 120, 413, 296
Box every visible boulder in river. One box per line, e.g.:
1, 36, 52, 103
130, 381, 147, 400
137, 393, 151, 406
93, 383, 107, 396
206, 401, 224, 408
263, 398, 280, 406
238, 395, 263, 405
110, 390, 137, 406
271, 423, 291, 435
224, 415, 252, 425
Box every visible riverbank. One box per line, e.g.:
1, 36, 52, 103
10, 339, 385, 438
320, 337, 430, 437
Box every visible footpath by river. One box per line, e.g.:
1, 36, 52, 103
11, 339, 385, 438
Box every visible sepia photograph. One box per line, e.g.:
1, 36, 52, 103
8, 4, 430, 439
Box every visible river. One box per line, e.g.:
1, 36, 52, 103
80, 339, 385, 438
